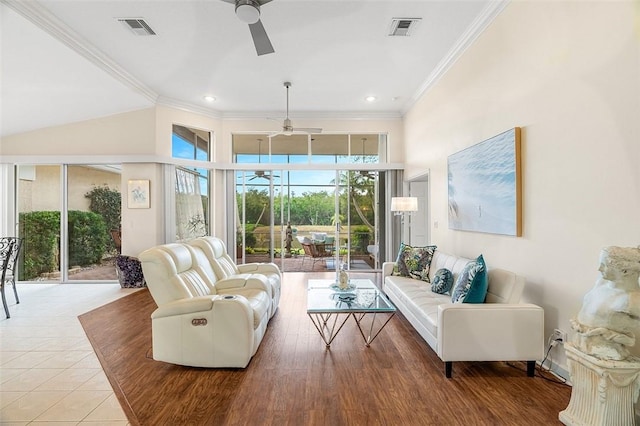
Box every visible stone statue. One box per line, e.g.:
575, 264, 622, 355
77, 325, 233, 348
571, 246, 640, 361
284, 222, 293, 257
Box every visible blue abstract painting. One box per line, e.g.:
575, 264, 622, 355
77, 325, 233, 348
448, 128, 521, 236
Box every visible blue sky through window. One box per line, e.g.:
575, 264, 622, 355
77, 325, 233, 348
172, 132, 209, 194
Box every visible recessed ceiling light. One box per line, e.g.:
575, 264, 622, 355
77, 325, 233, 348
203, 95, 216, 102
365, 96, 377, 102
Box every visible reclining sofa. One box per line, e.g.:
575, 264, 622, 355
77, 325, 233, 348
139, 237, 281, 368
383, 249, 544, 378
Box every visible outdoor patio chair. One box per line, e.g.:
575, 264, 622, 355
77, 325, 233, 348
301, 242, 332, 268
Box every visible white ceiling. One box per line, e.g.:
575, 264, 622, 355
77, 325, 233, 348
0, 0, 504, 138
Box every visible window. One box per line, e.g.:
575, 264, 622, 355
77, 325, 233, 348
232, 133, 387, 272
172, 125, 210, 241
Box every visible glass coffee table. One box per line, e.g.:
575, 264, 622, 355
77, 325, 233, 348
307, 278, 396, 347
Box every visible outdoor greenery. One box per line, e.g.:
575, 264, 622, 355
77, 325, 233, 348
351, 225, 372, 253
19, 211, 59, 280
85, 185, 121, 230
85, 185, 121, 252
68, 210, 108, 266
237, 171, 376, 253
19, 210, 108, 280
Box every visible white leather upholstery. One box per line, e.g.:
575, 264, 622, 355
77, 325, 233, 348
383, 250, 543, 376
139, 241, 278, 368
189, 236, 281, 317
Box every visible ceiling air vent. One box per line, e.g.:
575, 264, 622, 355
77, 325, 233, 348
389, 18, 421, 37
118, 18, 156, 36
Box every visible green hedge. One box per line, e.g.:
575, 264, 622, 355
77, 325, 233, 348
68, 210, 108, 266
237, 224, 257, 247
84, 186, 121, 230
19, 210, 108, 280
85, 186, 121, 252
19, 211, 59, 280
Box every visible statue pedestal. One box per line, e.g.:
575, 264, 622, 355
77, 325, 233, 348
560, 343, 640, 426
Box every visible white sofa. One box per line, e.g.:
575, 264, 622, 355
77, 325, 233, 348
383, 250, 544, 378
139, 240, 280, 368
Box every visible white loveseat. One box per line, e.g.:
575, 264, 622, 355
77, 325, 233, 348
139, 239, 281, 368
189, 236, 281, 317
383, 250, 544, 378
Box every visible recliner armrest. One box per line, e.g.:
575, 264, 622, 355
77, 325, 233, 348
216, 274, 272, 297
436, 303, 544, 362
151, 295, 218, 319
237, 262, 281, 277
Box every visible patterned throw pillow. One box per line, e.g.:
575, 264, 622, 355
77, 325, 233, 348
451, 254, 488, 303
391, 243, 437, 282
431, 268, 453, 294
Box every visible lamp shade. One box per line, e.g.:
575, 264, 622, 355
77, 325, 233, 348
391, 197, 418, 212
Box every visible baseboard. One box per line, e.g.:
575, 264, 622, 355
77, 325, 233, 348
539, 359, 571, 385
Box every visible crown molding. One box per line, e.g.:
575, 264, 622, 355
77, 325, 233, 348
221, 111, 403, 121
402, 0, 510, 115
2, 0, 158, 103
156, 96, 224, 119
155, 98, 402, 122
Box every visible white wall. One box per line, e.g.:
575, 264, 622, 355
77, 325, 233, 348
403, 1, 640, 373
120, 163, 164, 256
0, 108, 157, 155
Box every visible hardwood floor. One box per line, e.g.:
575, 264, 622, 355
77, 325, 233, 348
78, 272, 571, 425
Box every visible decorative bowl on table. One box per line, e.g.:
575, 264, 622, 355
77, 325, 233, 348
331, 292, 357, 304
330, 282, 356, 292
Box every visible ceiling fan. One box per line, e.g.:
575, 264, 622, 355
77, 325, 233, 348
248, 170, 279, 181
271, 82, 322, 136
246, 139, 279, 181
358, 138, 376, 179
222, 0, 275, 56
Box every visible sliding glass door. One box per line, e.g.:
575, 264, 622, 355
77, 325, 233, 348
233, 133, 384, 274
16, 165, 62, 282
15, 164, 121, 282
67, 165, 120, 281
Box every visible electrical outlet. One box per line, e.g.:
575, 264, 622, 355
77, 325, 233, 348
552, 328, 567, 344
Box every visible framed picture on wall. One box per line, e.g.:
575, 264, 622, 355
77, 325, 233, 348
128, 179, 150, 209
447, 127, 522, 236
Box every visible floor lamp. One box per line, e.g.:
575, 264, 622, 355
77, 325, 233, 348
391, 197, 418, 248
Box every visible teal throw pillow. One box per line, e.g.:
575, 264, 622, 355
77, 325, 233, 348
451, 255, 488, 303
431, 268, 453, 294
391, 243, 437, 282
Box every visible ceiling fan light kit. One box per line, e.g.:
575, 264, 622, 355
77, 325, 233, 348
235, 0, 260, 24
223, 0, 275, 55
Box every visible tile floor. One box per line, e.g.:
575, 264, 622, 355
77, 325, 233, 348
0, 283, 139, 425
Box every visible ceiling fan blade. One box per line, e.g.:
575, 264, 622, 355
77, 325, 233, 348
293, 127, 323, 134
248, 20, 274, 56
